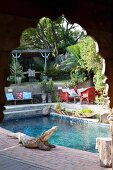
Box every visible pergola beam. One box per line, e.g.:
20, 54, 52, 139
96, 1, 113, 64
11, 49, 52, 75
11, 49, 52, 54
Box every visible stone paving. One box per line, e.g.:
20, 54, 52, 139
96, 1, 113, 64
0, 127, 112, 170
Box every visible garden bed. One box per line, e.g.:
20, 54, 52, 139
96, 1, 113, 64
55, 107, 96, 118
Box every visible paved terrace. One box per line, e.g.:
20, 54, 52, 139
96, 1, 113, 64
0, 127, 111, 170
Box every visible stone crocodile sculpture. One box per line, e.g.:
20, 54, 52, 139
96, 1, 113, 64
8, 126, 58, 151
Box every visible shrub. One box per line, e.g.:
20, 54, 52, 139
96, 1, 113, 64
47, 80, 54, 93
10, 57, 24, 78
79, 108, 93, 115
46, 64, 70, 80
40, 80, 47, 93
40, 79, 54, 94
65, 78, 76, 88
93, 70, 106, 91
55, 102, 62, 113
70, 67, 87, 85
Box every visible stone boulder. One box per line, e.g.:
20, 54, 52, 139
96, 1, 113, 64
100, 113, 109, 124
42, 106, 51, 116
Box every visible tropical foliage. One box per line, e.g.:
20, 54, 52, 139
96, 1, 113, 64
10, 56, 24, 78
93, 69, 106, 90
47, 80, 54, 93
40, 79, 54, 93
40, 80, 47, 93
64, 36, 104, 86
78, 36, 101, 72
20, 15, 84, 57
17, 15, 104, 90
66, 36, 100, 72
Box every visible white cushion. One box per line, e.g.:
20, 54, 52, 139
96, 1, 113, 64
58, 87, 62, 90
77, 88, 87, 95
62, 88, 69, 92
67, 89, 77, 96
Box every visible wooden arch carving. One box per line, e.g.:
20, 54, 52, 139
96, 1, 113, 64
0, 0, 112, 122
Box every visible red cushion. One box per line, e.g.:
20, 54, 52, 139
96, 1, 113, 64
16, 92, 23, 99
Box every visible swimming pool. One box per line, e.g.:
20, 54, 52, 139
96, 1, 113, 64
0, 113, 111, 153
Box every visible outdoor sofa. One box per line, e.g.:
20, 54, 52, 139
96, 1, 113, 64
59, 87, 96, 104
5, 91, 33, 105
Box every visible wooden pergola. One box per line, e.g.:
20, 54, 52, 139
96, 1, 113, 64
11, 49, 52, 83
11, 49, 52, 71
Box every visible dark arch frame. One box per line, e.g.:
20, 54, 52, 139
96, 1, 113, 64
0, 0, 112, 121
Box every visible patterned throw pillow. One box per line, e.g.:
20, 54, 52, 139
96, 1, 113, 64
15, 92, 23, 99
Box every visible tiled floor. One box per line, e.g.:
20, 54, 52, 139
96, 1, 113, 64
0, 127, 112, 170
0, 154, 50, 170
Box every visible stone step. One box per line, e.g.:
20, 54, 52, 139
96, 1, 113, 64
4, 105, 39, 112
4, 108, 42, 120
4, 103, 54, 112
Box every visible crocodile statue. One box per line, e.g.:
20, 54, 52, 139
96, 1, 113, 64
8, 126, 58, 151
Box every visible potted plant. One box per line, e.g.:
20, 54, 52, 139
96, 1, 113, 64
16, 69, 24, 85
40, 72, 48, 81
40, 80, 47, 103
10, 57, 24, 85
47, 80, 54, 103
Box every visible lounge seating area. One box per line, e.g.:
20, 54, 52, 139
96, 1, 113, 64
5, 85, 108, 106
59, 87, 79, 103
5, 91, 33, 105
59, 86, 96, 104
80, 87, 95, 104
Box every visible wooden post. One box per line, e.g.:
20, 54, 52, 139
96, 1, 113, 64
110, 120, 113, 170
108, 110, 113, 170
41, 52, 50, 74
112, 124, 113, 170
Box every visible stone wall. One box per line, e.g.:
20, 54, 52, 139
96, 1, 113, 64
5, 84, 41, 95
5, 83, 65, 95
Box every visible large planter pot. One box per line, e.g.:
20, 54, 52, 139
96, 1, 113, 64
41, 93, 47, 103
47, 93, 52, 103
16, 76, 22, 85
40, 75, 48, 81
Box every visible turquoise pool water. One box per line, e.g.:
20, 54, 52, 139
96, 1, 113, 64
0, 113, 111, 153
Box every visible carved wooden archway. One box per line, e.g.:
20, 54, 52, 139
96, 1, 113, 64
0, 0, 112, 122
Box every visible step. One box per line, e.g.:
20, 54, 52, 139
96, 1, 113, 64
4, 108, 42, 120
4, 103, 55, 112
